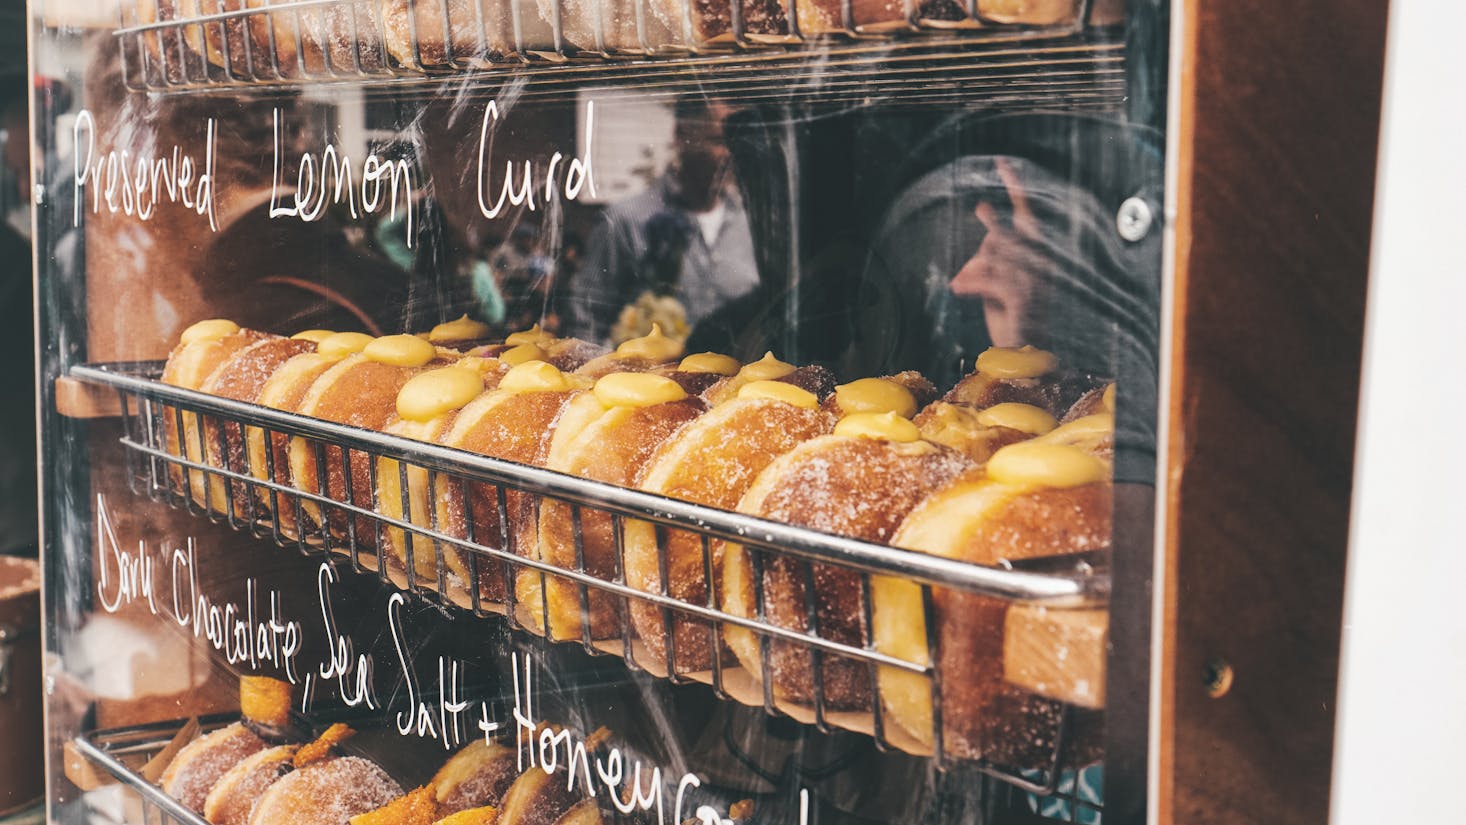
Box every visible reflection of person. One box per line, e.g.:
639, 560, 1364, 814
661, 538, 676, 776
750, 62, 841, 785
490, 222, 556, 333
949, 159, 1051, 348
859, 152, 1161, 486
568, 98, 760, 345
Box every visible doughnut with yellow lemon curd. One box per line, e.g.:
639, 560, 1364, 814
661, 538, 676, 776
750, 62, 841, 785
159, 722, 268, 813
821, 372, 939, 420
1033, 409, 1115, 462
203, 744, 299, 825
432, 361, 595, 603
622, 380, 841, 673
574, 323, 685, 378
698, 352, 797, 405
1062, 382, 1116, 423
243, 332, 370, 538
467, 325, 608, 373
872, 430, 1113, 765
521, 371, 708, 641
913, 401, 1057, 464
721, 420, 975, 710
161, 320, 274, 501
376, 360, 505, 583
196, 337, 319, 517
427, 315, 496, 351
287, 334, 461, 546
246, 755, 402, 825
945, 345, 1102, 418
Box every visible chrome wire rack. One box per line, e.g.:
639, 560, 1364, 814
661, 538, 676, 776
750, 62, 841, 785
114, 0, 1126, 95
70, 360, 1108, 800
70, 719, 225, 825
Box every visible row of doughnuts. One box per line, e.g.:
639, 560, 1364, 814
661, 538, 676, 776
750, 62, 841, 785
157, 678, 675, 824
140, 0, 1122, 80
160, 316, 1114, 765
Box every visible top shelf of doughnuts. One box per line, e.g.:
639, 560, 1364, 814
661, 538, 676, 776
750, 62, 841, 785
111, 0, 1128, 96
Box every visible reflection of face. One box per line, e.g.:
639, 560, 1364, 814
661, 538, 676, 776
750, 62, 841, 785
949, 231, 1033, 347
674, 104, 732, 212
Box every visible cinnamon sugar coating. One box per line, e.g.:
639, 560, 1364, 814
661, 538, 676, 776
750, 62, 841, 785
626, 398, 836, 673
724, 437, 973, 710
527, 398, 707, 640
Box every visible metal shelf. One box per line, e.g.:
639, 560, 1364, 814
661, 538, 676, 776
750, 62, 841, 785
70, 359, 1108, 798
114, 0, 1126, 105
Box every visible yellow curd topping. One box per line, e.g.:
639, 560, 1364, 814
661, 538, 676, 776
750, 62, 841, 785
919, 402, 984, 440
499, 361, 575, 393
317, 332, 375, 358
505, 323, 556, 347
397, 367, 485, 422
975, 345, 1058, 379
834, 411, 921, 442
363, 334, 438, 367
834, 378, 918, 419
1039, 413, 1114, 448
500, 343, 547, 366
974, 403, 1059, 435
737, 380, 818, 409
179, 319, 240, 345
737, 352, 796, 382
678, 352, 741, 376
594, 372, 688, 408
290, 329, 334, 344
986, 441, 1107, 489
614, 323, 684, 362
428, 315, 492, 343
1102, 384, 1116, 413
453, 356, 496, 375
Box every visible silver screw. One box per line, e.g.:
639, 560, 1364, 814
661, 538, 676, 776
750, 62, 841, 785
1117, 196, 1153, 242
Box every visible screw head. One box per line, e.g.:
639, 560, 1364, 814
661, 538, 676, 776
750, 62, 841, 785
1117, 196, 1153, 242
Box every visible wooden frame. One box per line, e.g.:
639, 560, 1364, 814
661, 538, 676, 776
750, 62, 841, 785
1158, 1, 1390, 822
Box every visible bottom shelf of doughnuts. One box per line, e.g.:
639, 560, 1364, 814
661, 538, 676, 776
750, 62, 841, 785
66, 697, 1105, 825
70, 357, 1111, 791
67, 709, 742, 825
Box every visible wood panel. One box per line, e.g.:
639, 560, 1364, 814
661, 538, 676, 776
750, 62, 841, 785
1161, 1, 1389, 822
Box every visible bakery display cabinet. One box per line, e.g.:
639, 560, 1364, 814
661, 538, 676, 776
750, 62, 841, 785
29, 0, 1387, 823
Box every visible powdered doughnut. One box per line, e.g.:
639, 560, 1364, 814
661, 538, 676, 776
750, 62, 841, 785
160, 722, 268, 813
203, 744, 299, 825
722, 433, 974, 710
247, 756, 402, 825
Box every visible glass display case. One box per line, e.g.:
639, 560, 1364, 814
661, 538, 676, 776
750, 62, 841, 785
29, 0, 1389, 822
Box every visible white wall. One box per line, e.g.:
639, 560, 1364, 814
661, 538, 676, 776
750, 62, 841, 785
1331, 1, 1466, 820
